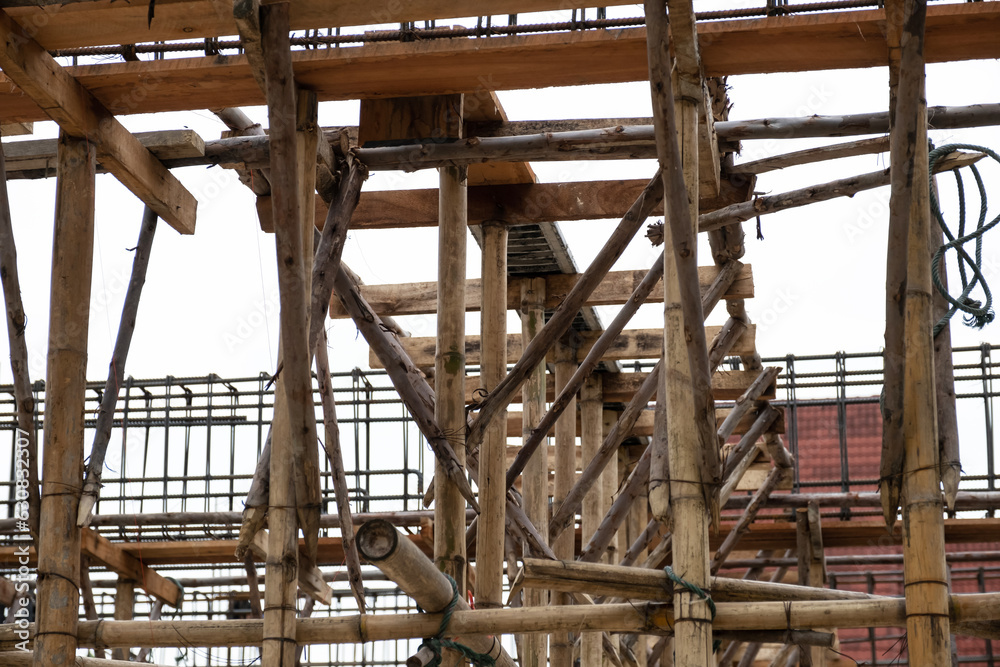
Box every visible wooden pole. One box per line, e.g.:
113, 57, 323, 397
477, 220, 508, 611
260, 4, 314, 665
580, 375, 603, 667
315, 328, 366, 613
111, 578, 135, 661
34, 131, 95, 667
710, 466, 786, 575
888, 0, 953, 662
434, 164, 469, 629
78, 206, 158, 526
356, 520, 515, 667
0, 132, 40, 541
931, 206, 961, 510
520, 277, 548, 667
551, 339, 577, 667
79, 557, 105, 660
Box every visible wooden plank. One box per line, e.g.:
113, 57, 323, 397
0, 10, 197, 234
371, 325, 756, 368
0, 577, 16, 607
344, 176, 752, 230
1, 5, 997, 122
0, 122, 32, 136
358, 95, 463, 146
330, 264, 753, 318
81, 530, 182, 607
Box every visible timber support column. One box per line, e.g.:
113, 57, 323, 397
434, 162, 468, 626
34, 131, 96, 667
580, 375, 604, 667
520, 277, 548, 667
478, 220, 508, 611
895, 0, 951, 661
551, 339, 578, 667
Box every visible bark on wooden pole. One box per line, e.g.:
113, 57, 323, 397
434, 163, 469, 635
78, 206, 158, 527
34, 131, 96, 667
931, 207, 961, 510
551, 339, 577, 667
477, 220, 508, 611
520, 276, 548, 667
356, 520, 515, 667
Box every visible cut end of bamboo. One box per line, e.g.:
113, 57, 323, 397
356, 519, 400, 562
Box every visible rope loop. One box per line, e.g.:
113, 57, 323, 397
928, 143, 1000, 337
419, 574, 496, 667
663, 566, 721, 652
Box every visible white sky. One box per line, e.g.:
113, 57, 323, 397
1, 58, 999, 389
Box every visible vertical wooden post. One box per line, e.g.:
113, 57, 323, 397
478, 220, 508, 611
551, 339, 578, 667
887, 0, 952, 662
112, 578, 135, 661
434, 161, 468, 667
260, 4, 316, 665
580, 376, 604, 667
521, 277, 548, 667
34, 131, 95, 667
601, 409, 620, 565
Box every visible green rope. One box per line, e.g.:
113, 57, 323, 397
663, 566, 721, 653
928, 143, 1000, 338
419, 575, 496, 667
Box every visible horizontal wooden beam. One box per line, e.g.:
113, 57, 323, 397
330, 264, 752, 318
3, 129, 206, 173
369, 325, 756, 368
0, 10, 197, 233
5, 517, 994, 569
0, 5, 996, 122
80, 529, 183, 607
447, 368, 774, 405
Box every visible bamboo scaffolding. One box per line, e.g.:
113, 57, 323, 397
34, 132, 96, 667
931, 206, 961, 509
79, 557, 105, 660
112, 578, 135, 661
477, 220, 508, 612
77, 206, 158, 527
579, 375, 603, 667
7, 593, 1000, 650
600, 408, 620, 564
728, 136, 891, 175
551, 340, 577, 667
466, 169, 664, 452
0, 126, 40, 541
710, 466, 787, 575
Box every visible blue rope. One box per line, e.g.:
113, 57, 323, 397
418, 575, 496, 667
663, 566, 721, 653
928, 143, 1000, 337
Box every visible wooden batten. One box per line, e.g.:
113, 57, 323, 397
34, 132, 96, 667
358, 95, 463, 146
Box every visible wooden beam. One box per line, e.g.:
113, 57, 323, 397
1, 5, 998, 120
330, 264, 753, 318
1, 130, 206, 174
34, 132, 95, 667
370, 325, 756, 368
0, 10, 196, 233
81, 531, 183, 611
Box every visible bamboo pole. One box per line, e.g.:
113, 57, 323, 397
581, 444, 650, 564
893, 0, 952, 660
710, 466, 786, 575
78, 206, 158, 527
551, 340, 578, 667
260, 4, 313, 664
434, 163, 469, 638
520, 277, 549, 667
477, 220, 508, 612
34, 131, 95, 667
466, 169, 664, 451
602, 408, 621, 566
729, 136, 891, 175
648, 380, 670, 532
580, 375, 604, 667
355, 520, 514, 667
0, 133, 40, 542
80, 557, 105, 660
315, 328, 366, 613
112, 579, 135, 661
931, 208, 961, 510
6, 593, 1000, 651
